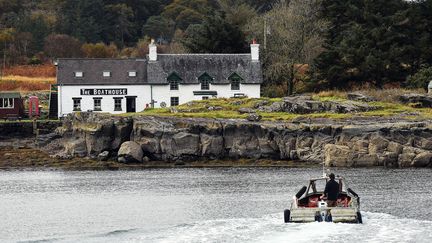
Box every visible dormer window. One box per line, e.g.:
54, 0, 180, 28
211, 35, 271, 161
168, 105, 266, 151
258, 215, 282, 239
167, 72, 182, 90
128, 71, 137, 77
103, 71, 111, 77
74, 71, 83, 78
228, 73, 243, 90
198, 72, 213, 90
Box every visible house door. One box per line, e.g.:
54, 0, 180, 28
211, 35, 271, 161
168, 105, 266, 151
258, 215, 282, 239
126, 97, 136, 113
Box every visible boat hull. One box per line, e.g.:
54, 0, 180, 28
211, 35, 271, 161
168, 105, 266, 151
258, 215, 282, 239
290, 207, 360, 223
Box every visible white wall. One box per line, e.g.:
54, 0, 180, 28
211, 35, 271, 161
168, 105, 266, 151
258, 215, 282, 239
212, 84, 260, 99
58, 83, 261, 116
150, 83, 261, 107
58, 85, 152, 117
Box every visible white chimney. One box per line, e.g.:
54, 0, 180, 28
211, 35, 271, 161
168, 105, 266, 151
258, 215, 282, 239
251, 39, 260, 61
149, 39, 157, 61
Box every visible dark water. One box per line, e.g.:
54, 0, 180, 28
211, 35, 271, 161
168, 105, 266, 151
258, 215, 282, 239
0, 168, 431, 242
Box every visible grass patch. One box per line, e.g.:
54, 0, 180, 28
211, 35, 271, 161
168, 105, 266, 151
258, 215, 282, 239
117, 90, 432, 121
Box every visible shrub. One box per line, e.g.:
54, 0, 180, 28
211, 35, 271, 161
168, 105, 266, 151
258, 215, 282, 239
405, 66, 432, 90
28, 56, 42, 65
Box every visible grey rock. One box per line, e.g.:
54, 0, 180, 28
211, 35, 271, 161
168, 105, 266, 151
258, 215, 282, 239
412, 152, 432, 167
238, 108, 256, 114
230, 100, 243, 106
208, 106, 223, 111
399, 93, 432, 108
118, 141, 144, 163
246, 113, 262, 122
142, 156, 150, 162
368, 136, 389, 154
398, 152, 416, 168
253, 100, 270, 108
347, 92, 376, 102
324, 144, 352, 167
49, 112, 432, 168
64, 139, 87, 157
98, 151, 110, 161
201, 134, 224, 157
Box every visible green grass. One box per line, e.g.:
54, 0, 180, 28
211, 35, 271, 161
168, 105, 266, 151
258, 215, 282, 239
116, 96, 432, 121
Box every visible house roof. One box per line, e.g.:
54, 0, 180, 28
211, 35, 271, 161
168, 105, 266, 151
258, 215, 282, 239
57, 54, 263, 85
147, 54, 263, 84
0, 92, 21, 99
57, 59, 147, 85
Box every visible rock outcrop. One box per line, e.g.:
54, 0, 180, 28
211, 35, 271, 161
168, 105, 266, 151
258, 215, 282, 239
49, 112, 432, 168
399, 93, 432, 108
256, 95, 376, 114
118, 141, 143, 163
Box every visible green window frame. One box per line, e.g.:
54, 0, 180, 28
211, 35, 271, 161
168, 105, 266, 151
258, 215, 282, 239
198, 72, 213, 90
167, 72, 182, 90
228, 73, 243, 90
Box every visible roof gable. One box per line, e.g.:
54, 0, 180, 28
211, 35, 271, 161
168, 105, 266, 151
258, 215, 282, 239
147, 54, 263, 84
167, 72, 182, 81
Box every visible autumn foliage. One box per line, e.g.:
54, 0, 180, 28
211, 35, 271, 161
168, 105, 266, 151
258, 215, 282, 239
0, 64, 55, 91
3, 64, 56, 77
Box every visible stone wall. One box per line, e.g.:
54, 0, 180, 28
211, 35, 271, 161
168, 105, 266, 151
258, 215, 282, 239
53, 113, 432, 168
0, 120, 61, 138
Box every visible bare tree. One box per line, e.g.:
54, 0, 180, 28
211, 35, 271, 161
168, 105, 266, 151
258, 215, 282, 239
249, 0, 328, 95
44, 34, 82, 59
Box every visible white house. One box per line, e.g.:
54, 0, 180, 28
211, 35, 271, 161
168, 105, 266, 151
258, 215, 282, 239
57, 42, 263, 116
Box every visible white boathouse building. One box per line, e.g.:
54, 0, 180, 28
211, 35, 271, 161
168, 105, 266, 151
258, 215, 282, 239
57, 42, 263, 116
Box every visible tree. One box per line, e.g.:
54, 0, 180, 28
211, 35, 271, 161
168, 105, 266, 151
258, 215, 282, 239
249, 0, 328, 95
162, 0, 214, 30
105, 4, 135, 47
315, 0, 415, 89
142, 16, 175, 42
218, 0, 257, 29
0, 28, 15, 77
181, 13, 248, 53
58, 0, 106, 43
44, 34, 82, 58
81, 42, 118, 58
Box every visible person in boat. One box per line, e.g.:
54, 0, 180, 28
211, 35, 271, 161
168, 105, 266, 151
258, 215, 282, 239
321, 173, 339, 207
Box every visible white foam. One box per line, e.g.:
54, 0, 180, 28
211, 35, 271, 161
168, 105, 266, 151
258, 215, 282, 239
56, 211, 431, 243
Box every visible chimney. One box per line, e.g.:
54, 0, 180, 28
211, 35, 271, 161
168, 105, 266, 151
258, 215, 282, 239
250, 39, 260, 61
149, 39, 157, 61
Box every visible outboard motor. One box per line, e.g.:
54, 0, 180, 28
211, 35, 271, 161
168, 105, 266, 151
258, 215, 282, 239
317, 201, 332, 222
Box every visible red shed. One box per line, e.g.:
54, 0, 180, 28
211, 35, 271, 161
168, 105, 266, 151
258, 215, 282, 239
0, 92, 24, 120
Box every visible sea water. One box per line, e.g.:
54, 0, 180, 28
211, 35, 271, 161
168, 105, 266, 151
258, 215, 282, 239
0, 168, 431, 243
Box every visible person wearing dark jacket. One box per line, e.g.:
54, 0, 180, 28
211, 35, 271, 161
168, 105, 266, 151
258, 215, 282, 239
321, 173, 339, 207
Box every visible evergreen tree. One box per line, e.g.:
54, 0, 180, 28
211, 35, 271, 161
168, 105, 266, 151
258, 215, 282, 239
58, 0, 106, 43
181, 13, 248, 53
315, 0, 421, 88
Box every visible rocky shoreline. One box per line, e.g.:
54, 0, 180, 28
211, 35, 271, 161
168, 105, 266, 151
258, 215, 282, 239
24, 112, 431, 168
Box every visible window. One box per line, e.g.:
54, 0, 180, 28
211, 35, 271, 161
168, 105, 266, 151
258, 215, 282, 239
103, 71, 111, 77
198, 73, 213, 90
72, 98, 81, 111
170, 80, 179, 90
0, 98, 14, 108
202, 96, 209, 100
201, 80, 210, 90
228, 73, 243, 90
114, 98, 122, 111
170, 97, 179, 106
74, 71, 83, 78
128, 71, 137, 77
167, 72, 182, 90
94, 98, 102, 111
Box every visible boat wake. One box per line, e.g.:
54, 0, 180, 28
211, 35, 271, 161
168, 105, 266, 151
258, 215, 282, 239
55, 211, 432, 243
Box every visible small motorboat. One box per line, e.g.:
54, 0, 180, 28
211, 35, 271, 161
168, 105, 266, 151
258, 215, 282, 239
284, 173, 362, 224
